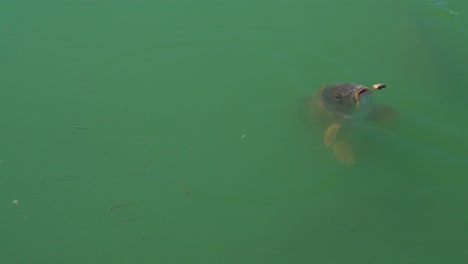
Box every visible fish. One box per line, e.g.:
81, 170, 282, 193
310, 83, 398, 163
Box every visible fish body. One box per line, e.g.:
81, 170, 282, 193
310, 83, 397, 163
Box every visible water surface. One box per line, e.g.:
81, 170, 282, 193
1, 0, 467, 263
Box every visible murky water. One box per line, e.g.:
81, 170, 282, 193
1, 0, 467, 263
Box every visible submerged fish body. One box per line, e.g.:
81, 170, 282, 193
310, 82, 397, 163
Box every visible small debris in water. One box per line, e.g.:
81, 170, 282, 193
143, 137, 152, 146
12, 199, 19, 206
140, 160, 153, 173
108, 203, 135, 211
103, 144, 113, 154
183, 183, 190, 196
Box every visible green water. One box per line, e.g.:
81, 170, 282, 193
1, 0, 467, 263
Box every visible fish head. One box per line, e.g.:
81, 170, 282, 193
316, 83, 372, 118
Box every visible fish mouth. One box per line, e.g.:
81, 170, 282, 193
354, 87, 371, 102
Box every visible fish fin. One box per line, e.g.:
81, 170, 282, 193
368, 104, 399, 123
324, 123, 341, 146
332, 140, 354, 164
